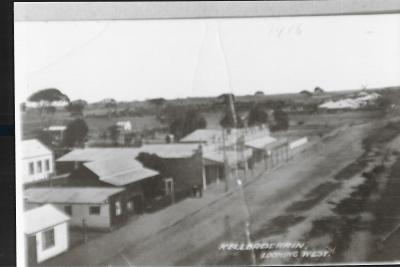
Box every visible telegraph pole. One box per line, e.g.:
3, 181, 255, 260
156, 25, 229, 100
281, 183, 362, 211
226, 93, 256, 265
222, 128, 230, 192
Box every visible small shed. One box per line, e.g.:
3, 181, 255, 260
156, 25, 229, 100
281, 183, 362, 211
24, 204, 70, 264
43, 125, 67, 144
25, 187, 127, 230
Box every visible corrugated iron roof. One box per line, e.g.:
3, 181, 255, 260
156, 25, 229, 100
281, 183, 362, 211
57, 144, 199, 162
56, 148, 138, 162
102, 168, 159, 186
140, 144, 200, 158
22, 139, 52, 159
245, 136, 277, 150
24, 187, 125, 204
84, 157, 144, 178
203, 149, 252, 165
84, 157, 159, 186
24, 204, 70, 235
180, 129, 222, 143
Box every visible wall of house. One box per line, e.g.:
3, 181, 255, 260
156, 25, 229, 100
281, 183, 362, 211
108, 193, 129, 227
55, 161, 85, 175
35, 222, 69, 263
204, 165, 223, 185
155, 152, 203, 193
22, 153, 54, 184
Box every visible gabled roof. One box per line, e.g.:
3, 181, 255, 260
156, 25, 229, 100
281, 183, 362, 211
56, 148, 137, 162
22, 139, 52, 159
245, 136, 277, 150
84, 157, 144, 178
84, 157, 159, 186
57, 144, 199, 162
24, 204, 70, 235
24, 187, 125, 204
139, 144, 200, 158
203, 149, 253, 165
101, 168, 159, 186
180, 129, 222, 143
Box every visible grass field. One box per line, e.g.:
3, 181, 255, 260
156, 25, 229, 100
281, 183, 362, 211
21, 110, 164, 140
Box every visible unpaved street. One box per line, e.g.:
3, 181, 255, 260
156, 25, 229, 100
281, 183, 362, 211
105, 123, 374, 266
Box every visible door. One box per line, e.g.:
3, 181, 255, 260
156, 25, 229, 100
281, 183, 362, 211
164, 178, 175, 204
132, 195, 144, 214
164, 178, 174, 195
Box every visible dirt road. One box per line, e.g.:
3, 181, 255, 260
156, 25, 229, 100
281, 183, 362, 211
105, 123, 374, 266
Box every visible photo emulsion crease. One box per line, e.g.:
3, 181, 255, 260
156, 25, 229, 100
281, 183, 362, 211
14, 1, 400, 266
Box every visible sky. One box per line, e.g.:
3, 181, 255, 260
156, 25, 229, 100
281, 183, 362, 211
14, 14, 400, 103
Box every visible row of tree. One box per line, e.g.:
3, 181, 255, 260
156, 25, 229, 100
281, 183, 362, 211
27, 88, 289, 149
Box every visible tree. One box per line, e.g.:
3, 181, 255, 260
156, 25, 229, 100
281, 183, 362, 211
217, 93, 244, 128
248, 103, 269, 127
63, 118, 89, 148
28, 88, 70, 104
271, 108, 289, 131
102, 98, 117, 117
44, 106, 56, 114
220, 112, 244, 128
169, 109, 207, 140
314, 87, 325, 94
66, 99, 87, 116
147, 98, 166, 107
124, 133, 135, 146
108, 124, 121, 146
28, 88, 70, 125
36, 129, 53, 148
300, 90, 313, 97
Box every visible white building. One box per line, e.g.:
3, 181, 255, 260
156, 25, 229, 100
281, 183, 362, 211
43, 125, 67, 145
116, 121, 132, 132
22, 139, 54, 184
24, 204, 70, 264
24, 187, 127, 230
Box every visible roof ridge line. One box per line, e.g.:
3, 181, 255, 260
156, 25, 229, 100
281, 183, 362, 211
100, 165, 156, 180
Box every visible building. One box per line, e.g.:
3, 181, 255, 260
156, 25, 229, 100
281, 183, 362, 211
180, 127, 281, 187
24, 204, 70, 264
318, 92, 381, 110
245, 135, 277, 163
21, 139, 54, 185
55, 144, 203, 197
202, 148, 253, 187
43, 125, 67, 145
179, 129, 223, 145
116, 121, 132, 132
24, 187, 127, 230
83, 157, 161, 213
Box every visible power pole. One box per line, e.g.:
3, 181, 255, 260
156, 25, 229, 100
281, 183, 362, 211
226, 93, 256, 265
222, 128, 230, 192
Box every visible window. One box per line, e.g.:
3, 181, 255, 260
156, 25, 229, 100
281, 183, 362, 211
127, 200, 134, 211
89, 206, 100, 215
64, 206, 72, 215
42, 228, 55, 250
115, 201, 122, 216
37, 161, 42, 173
45, 159, 50, 171
28, 162, 34, 175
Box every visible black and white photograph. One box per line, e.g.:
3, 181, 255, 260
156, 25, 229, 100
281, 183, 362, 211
15, 1, 400, 266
